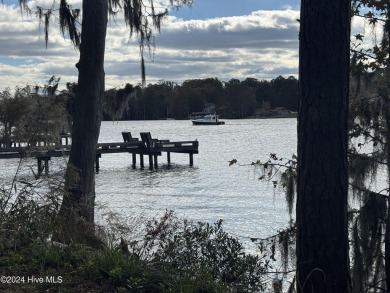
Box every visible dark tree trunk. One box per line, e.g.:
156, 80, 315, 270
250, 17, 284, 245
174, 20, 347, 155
386, 188, 390, 293
56, 0, 108, 242
296, 1, 351, 292
384, 103, 390, 293
385, 11, 390, 292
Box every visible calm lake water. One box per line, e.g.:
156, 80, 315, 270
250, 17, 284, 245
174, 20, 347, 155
97, 119, 297, 241
0, 118, 297, 244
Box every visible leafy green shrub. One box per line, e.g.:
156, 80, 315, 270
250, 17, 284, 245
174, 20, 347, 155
135, 212, 267, 292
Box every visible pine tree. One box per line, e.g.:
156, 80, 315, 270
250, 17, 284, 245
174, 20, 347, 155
296, 0, 352, 291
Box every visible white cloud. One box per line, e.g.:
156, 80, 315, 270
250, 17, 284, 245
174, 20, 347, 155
0, 4, 300, 90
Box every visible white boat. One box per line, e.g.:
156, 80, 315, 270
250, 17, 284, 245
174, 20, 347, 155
192, 114, 225, 125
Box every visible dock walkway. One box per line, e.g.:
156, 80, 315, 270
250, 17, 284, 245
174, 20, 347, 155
0, 132, 198, 175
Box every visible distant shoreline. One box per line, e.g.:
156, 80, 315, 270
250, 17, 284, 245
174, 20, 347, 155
250, 113, 298, 119
102, 115, 298, 122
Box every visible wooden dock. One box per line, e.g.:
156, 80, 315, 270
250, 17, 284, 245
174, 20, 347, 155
0, 132, 198, 175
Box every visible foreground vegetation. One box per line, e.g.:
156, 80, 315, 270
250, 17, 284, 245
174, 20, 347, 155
0, 176, 272, 293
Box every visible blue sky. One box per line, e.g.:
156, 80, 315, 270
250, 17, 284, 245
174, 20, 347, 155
0, 0, 302, 90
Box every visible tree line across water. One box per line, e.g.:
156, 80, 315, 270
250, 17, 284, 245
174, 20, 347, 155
102, 75, 298, 120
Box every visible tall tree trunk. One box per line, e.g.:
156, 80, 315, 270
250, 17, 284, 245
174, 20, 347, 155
296, 1, 351, 292
384, 101, 390, 293
386, 179, 390, 293
56, 0, 108, 242
384, 11, 390, 293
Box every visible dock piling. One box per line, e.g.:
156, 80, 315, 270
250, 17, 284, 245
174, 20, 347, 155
96, 154, 101, 172
37, 157, 50, 176
132, 153, 137, 168
154, 155, 158, 169
37, 158, 43, 176
167, 152, 171, 166
45, 159, 49, 175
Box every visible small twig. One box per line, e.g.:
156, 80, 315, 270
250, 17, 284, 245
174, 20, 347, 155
7, 157, 24, 200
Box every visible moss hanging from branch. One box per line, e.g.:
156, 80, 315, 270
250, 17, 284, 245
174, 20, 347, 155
103, 84, 135, 121
350, 192, 387, 292
59, 0, 81, 48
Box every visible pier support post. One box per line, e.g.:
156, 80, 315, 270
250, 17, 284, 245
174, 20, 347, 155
95, 154, 101, 173
154, 155, 158, 169
44, 158, 49, 175
167, 152, 171, 166
189, 153, 194, 166
140, 154, 144, 168
37, 158, 43, 176
37, 157, 51, 176
132, 153, 137, 168
148, 155, 153, 170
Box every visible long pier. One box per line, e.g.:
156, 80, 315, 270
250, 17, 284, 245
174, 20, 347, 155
0, 132, 198, 175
